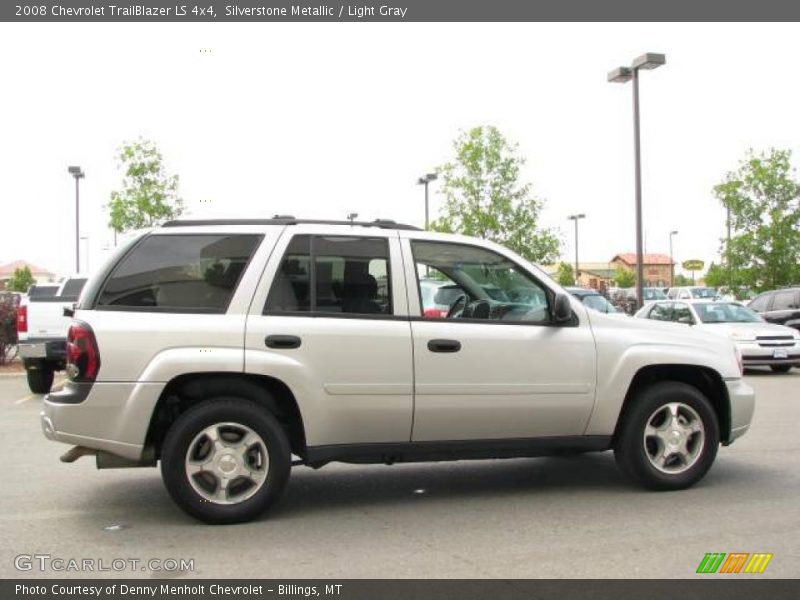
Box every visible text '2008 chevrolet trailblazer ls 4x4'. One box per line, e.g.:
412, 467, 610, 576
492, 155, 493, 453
41, 218, 755, 523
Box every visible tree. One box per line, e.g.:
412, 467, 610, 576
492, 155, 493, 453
430, 126, 560, 264
713, 149, 800, 292
108, 138, 184, 234
673, 273, 692, 287
613, 267, 635, 288
556, 262, 575, 286
6, 266, 35, 292
703, 263, 727, 288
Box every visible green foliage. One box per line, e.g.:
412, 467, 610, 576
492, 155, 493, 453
613, 267, 635, 288
672, 273, 693, 287
430, 126, 560, 264
703, 263, 728, 288
108, 138, 184, 233
6, 266, 35, 293
714, 149, 800, 292
556, 262, 575, 286
0, 294, 19, 365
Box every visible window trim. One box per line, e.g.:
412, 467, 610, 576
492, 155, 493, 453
93, 233, 264, 315
263, 233, 396, 319
407, 238, 566, 328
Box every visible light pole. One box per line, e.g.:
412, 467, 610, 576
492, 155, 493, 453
608, 52, 666, 309
80, 236, 90, 273
726, 206, 733, 290
417, 173, 437, 230
567, 214, 586, 285
68, 166, 85, 273
346, 212, 359, 224
669, 230, 678, 287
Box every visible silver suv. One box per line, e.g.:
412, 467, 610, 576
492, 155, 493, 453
42, 218, 755, 523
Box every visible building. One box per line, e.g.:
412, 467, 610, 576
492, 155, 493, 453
610, 253, 674, 288
0, 260, 57, 291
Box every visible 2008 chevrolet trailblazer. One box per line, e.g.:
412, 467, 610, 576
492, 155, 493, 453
41, 218, 755, 523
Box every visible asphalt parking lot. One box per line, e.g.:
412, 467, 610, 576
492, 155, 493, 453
1, 369, 798, 579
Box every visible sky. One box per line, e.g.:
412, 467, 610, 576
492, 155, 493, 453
1, 22, 799, 279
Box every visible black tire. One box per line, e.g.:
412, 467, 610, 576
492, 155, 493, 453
26, 365, 54, 394
770, 364, 792, 373
160, 397, 291, 524
614, 381, 719, 491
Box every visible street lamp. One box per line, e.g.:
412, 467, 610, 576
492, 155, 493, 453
417, 173, 438, 230
567, 214, 586, 285
346, 212, 359, 224
68, 166, 85, 273
80, 235, 90, 273
608, 52, 666, 309
669, 230, 678, 287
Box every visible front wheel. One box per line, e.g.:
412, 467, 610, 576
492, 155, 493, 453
614, 382, 719, 490
160, 397, 291, 524
770, 364, 792, 373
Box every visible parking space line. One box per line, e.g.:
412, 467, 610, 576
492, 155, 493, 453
14, 394, 39, 405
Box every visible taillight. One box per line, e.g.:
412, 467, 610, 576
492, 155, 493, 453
66, 321, 101, 382
16, 305, 27, 333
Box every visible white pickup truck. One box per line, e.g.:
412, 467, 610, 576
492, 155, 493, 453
17, 277, 86, 393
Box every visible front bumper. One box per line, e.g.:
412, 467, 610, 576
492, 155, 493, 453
737, 340, 800, 367
41, 381, 165, 462
725, 378, 755, 444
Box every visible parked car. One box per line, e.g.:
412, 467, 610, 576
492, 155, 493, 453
666, 286, 719, 301
612, 287, 667, 314
42, 217, 754, 524
748, 287, 800, 333
17, 276, 87, 393
418, 278, 461, 318
635, 299, 800, 372
565, 287, 623, 315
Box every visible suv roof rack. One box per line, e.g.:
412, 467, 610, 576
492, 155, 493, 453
161, 217, 421, 231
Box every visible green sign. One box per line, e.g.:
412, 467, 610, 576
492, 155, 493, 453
682, 259, 704, 271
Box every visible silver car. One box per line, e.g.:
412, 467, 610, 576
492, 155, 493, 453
636, 299, 800, 372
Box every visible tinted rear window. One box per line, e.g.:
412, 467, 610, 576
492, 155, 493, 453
60, 278, 87, 300
28, 285, 58, 299
96, 234, 261, 313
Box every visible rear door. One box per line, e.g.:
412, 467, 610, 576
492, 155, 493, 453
244, 226, 413, 447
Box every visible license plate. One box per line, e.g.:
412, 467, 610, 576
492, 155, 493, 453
773, 348, 789, 359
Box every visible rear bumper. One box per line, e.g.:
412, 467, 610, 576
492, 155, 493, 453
19, 338, 66, 363
41, 381, 165, 461
725, 378, 755, 444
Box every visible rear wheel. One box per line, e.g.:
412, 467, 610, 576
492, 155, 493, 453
25, 363, 54, 394
770, 364, 792, 373
160, 397, 291, 524
615, 382, 719, 490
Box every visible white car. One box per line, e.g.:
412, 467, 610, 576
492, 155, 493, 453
42, 217, 755, 523
635, 299, 800, 372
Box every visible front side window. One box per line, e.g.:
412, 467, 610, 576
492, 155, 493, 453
97, 234, 261, 312
647, 303, 672, 321
265, 235, 393, 316
411, 240, 550, 323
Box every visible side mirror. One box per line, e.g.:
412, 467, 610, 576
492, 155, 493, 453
553, 292, 573, 324
63, 305, 75, 318
677, 316, 694, 325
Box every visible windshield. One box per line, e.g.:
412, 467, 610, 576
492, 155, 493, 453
643, 288, 667, 300
690, 287, 717, 299
695, 302, 762, 324
581, 294, 619, 313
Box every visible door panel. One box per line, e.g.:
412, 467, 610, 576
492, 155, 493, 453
244, 226, 414, 447
400, 235, 597, 442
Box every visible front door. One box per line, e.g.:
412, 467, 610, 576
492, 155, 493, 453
402, 236, 597, 442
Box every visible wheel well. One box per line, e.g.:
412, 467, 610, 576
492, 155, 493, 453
614, 364, 731, 444
145, 373, 307, 459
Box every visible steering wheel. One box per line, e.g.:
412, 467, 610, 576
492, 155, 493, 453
446, 294, 468, 319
